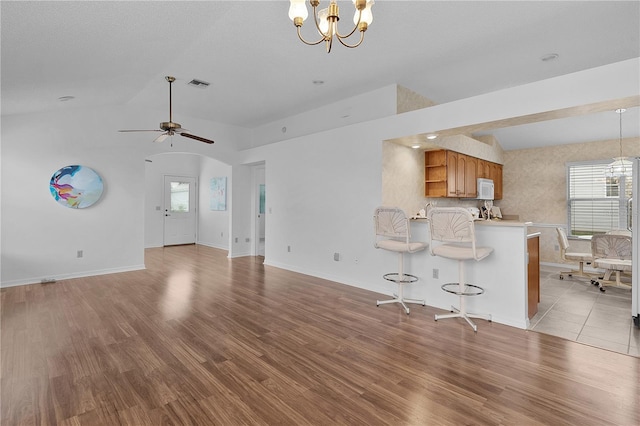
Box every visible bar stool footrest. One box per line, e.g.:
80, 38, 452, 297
441, 282, 484, 296
383, 273, 419, 284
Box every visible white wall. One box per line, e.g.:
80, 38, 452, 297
1, 104, 245, 287
198, 155, 231, 250
246, 85, 398, 150
1, 106, 147, 286
228, 164, 253, 257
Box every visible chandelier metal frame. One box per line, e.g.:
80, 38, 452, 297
289, 0, 373, 53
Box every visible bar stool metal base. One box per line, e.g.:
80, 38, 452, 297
377, 272, 425, 315
434, 281, 491, 332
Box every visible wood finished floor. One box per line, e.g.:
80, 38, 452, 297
2, 244, 639, 425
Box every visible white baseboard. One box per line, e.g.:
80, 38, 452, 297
0, 264, 146, 288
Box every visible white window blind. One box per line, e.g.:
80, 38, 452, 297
567, 161, 632, 236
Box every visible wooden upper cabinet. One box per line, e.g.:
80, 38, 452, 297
447, 151, 476, 198
446, 151, 459, 197
477, 159, 491, 179
489, 162, 503, 200
425, 149, 502, 199
424, 150, 448, 197
464, 155, 477, 198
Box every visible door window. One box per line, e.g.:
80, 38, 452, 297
170, 181, 190, 213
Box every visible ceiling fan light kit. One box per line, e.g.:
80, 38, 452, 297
119, 76, 215, 145
288, 0, 374, 53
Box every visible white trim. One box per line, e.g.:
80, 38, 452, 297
0, 264, 146, 288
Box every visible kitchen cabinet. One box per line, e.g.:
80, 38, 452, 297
425, 150, 498, 199
477, 159, 491, 179
489, 162, 503, 200
424, 150, 448, 197
446, 151, 477, 198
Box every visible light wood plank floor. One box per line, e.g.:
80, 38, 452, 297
2, 245, 639, 425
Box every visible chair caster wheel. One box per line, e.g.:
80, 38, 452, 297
599, 287, 606, 292
559, 276, 564, 280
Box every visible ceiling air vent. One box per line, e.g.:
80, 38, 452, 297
187, 79, 210, 88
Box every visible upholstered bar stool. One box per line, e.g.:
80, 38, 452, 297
374, 207, 428, 315
427, 207, 492, 332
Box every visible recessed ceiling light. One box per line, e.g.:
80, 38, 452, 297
58, 96, 75, 102
411, 144, 421, 149
426, 134, 438, 140
540, 53, 559, 62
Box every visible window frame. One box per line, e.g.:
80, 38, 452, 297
566, 159, 632, 237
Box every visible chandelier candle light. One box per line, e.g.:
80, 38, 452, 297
606, 108, 632, 179
288, 0, 374, 53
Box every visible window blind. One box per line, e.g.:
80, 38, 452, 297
567, 161, 631, 236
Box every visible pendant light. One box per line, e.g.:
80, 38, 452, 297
606, 108, 632, 178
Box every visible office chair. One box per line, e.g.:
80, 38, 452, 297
556, 227, 593, 281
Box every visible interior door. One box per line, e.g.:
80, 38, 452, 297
164, 176, 197, 246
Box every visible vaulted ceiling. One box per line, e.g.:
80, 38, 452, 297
2, 1, 639, 149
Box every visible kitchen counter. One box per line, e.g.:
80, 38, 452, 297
476, 219, 532, 227
409, 219, 532, 329
411, 217, 532, 227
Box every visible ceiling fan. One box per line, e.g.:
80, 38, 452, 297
119, 76, 215, 144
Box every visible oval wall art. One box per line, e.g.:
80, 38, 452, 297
49, 165, 104, 209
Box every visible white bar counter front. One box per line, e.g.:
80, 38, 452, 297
407, 218, 532, 329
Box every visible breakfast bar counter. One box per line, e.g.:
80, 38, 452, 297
408, 219, 532, 329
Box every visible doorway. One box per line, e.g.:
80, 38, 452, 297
163, 175, 197, 246
253, 165, 265, 257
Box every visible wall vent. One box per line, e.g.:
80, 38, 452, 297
187, 79, 210, 88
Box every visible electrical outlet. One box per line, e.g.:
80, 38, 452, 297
221, 232, 223, 237
354, 257, 359, 264
432, 268, 439, 279
334, 252, 340, 261
554, 244, 559, 251
77, 250, 83, 258
235, 237, 238, 243
287, 245, 291, 252
245, 238, 250, 243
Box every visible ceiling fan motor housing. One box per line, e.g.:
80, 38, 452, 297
160, 121, 181, 132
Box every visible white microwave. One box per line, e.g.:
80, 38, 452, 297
476, 178, 494, 200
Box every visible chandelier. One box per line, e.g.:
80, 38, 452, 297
288, 0, 374, 53
606, 108, 632, 179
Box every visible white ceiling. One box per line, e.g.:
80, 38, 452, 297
2, 1, 639, 149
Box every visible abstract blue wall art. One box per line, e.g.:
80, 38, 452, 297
50, 165, 104, 209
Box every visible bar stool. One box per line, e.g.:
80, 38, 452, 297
374, 206, 428, 314
427, 207, 492, 331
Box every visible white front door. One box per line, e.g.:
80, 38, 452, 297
164, 175, 197, 246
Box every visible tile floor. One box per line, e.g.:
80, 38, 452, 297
529, 265, 639, 357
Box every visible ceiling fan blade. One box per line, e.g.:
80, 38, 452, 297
118, 129, 163, 133
180, 133, 215, 144
153, 133, 170, 143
